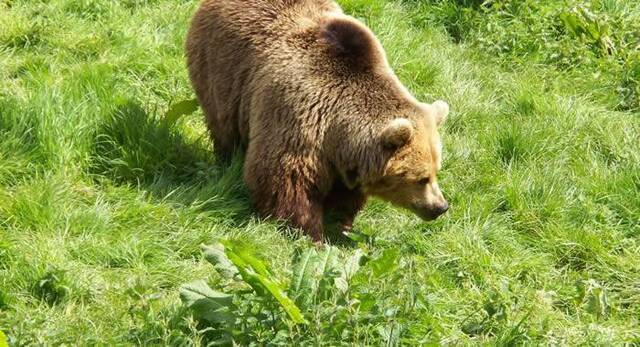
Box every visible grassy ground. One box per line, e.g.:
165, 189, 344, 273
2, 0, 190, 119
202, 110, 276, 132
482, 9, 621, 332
1, 0, 639, 345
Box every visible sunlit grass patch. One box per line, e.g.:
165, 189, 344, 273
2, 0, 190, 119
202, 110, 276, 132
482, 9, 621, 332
0, 0, 638, 344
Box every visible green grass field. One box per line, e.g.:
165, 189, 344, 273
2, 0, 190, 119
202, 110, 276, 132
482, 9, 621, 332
1, 0, 639, 345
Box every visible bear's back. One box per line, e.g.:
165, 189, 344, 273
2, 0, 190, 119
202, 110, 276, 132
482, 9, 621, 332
187, 0, 412, 158
186, 0, 343, 154
192, 0, 339, 45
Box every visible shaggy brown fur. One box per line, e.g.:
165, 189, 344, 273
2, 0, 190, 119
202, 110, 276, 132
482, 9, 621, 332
186, 0, 450, 242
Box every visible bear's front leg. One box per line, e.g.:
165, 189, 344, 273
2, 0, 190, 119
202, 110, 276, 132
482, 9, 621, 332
284, 199, 324, 243
324, 182, 367, 233
266, 191, 324, 242
248, 171, 325, 242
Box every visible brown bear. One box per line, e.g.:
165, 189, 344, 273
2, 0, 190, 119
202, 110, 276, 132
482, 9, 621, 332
186, 0, 450, 242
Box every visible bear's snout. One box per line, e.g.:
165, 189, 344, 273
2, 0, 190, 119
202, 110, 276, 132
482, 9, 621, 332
432, 201, 449, 217
412, 201, 449, 221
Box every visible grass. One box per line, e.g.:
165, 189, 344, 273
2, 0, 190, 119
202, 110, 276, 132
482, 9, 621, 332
0, 0, 638, 344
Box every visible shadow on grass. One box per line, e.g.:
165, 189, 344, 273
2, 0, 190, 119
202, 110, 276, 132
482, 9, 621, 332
89, 99, 358, 246
89, 99, 252, 226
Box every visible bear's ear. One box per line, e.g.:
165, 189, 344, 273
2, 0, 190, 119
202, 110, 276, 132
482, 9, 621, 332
431, 100, 449, 127
381, 118, 414, 149
319, 16, 378, 69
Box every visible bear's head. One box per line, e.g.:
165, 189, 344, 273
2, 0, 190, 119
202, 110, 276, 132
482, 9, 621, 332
365, 101, 450, 220
317, 15, 450, 221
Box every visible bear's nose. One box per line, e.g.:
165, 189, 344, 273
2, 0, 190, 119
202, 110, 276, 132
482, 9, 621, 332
434, 202, 449, 216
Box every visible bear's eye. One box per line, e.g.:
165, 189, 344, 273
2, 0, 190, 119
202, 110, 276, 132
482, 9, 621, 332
417, 177, 430, 185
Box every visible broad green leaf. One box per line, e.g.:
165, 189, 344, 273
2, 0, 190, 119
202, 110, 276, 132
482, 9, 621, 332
336, 249, 365, 294
165, 98, 199, 126
218, 240, 306, 324
344, 249, 365, 280
245, 269, 306, 324
356, 292, 376, 312
344, 231, 368, 243
290, 248, 320, 309
179, 280, 235, 324
584, 280, 609, 320
560, 12, 581, 36
315, 246, 341, 302
202, 243, 239, 279
218, 245, 266, 298
236, 247, 273, 278
334, 277, 349, 294
220, 240, 274, 278
368, 248, 399, 279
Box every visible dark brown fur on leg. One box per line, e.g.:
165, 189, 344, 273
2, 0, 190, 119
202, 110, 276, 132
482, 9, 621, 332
285, 200, 324, 242
203, 110, 239, 161
212, 135, 238, 162
324, 181, 367, 233
250, 168, 325, 242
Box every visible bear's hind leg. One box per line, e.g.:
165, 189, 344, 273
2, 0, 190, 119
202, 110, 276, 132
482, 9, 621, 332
204, 110, 239, 161
211, 131, 237, 161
